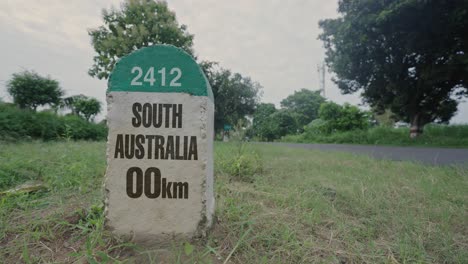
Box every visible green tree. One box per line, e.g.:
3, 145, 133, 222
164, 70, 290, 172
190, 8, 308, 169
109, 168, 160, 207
269, 110, 300, 138
201, 62, 262, 134
280, 89, 325, 130
319, 0, 468, 137
318, 102, 369, 133
7, 71, 63, 111
252, 103, 277, 141
88, 0, 194, 79
64, 95, 102, 121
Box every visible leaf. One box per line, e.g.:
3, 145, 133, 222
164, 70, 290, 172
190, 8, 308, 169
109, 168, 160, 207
96, 251, 110, 263
184, 242, 194, 256
0, 181, 48, 196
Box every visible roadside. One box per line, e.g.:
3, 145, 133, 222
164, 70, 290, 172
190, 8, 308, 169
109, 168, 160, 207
280, 125, 468, 149
267, 142, 468, 166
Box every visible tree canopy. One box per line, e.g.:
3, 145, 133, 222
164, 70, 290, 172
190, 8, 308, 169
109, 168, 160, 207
7, 71, 63, 111
201, 62, 262, 133
88, 0, 194, 79
252, 103, 278, 141
319, 0, 468, 137
280, 89, 325, 129
64, 95, 102, 121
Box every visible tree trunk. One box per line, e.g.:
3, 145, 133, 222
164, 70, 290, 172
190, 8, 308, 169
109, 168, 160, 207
409, 113, 424, 138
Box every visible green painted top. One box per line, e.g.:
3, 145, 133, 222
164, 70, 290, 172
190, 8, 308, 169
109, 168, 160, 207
108, 45, 213, 100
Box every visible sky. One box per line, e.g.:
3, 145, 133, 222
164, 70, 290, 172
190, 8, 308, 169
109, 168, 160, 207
0, 0, 466, 123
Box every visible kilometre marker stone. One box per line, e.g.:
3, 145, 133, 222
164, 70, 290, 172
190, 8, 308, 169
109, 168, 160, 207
105, 45, 215, 245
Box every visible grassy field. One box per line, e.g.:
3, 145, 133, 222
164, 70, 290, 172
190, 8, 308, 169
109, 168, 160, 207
0, 141, 467, 263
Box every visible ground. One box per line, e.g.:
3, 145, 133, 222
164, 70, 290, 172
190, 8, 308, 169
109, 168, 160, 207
0, 141, 467, 263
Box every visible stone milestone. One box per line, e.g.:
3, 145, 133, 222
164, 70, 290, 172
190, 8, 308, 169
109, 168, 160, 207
105, 45, 215, 245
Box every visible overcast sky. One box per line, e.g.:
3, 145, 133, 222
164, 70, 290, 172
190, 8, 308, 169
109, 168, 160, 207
0, 0, 466, 123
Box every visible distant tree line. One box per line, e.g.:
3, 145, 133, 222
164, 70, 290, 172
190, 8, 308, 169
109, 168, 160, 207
248, 89, 370, 141
6, 70, 102, 121
1, 71, 105, 141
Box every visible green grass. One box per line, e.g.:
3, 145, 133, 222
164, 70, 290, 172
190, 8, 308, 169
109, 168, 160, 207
0, 141, 467, 263
282, 124, 468, 148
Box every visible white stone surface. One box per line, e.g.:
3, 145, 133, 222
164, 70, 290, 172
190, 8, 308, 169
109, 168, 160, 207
105, 91, 214, 245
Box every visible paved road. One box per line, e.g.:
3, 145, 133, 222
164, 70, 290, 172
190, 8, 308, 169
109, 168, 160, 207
268, 143, 468, 166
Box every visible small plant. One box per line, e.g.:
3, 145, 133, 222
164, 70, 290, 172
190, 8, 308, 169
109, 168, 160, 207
61, 124, 73, 141
218, 121, 263, 182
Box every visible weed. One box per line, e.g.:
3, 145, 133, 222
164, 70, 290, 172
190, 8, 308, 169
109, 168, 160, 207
216, 126, 263, 182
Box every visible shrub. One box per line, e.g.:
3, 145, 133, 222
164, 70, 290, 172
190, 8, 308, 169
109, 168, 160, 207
218, 150, 263, 182
304, 118, 329, 136
285, 124, 468, 147
318, 102, 370, 133
216, 126, 263, 182
0, 103, 107, 141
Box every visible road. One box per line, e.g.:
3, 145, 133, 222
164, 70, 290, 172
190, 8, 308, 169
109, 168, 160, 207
268, 143, 468, 166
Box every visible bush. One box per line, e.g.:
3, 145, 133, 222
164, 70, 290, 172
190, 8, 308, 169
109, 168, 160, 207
287, 124, 468, 147
304, 118, 329, 136
216, 127, 263, 182
217, 149, 263, 182
0, 103, 107, 141
318, 102, 370, 133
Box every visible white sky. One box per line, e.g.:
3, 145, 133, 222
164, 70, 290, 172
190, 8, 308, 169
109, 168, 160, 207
0, 0, 466, 123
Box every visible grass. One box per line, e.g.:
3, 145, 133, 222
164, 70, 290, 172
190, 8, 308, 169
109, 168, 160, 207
282, 124, 468, 148
0, 141, 467, 263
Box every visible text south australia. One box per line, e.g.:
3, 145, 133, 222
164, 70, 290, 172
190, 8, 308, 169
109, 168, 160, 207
114, 102, 198, 160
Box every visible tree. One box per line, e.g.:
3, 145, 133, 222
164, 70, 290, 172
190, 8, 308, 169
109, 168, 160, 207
64, 95, 102, 121
252, 103, 277, 141
7, 71, 63, 111
201, 62, 262, 134
318, 102, 369, 133
251, 106, 300, 141
319, 0, 468, 137
269, 110, 300, 138
88, 0, 194, 79
280, 89, 325, 130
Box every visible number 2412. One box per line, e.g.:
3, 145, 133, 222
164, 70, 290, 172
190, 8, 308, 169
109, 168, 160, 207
131, 67, 182, 87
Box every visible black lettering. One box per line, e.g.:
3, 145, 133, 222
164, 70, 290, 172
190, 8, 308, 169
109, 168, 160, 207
126, 167, 143, 198
142, 103, 152, 128
173, 104, 182, 128
124, 134, 135, 159
145, 135, 154, 159
162, 178, 172, 199
183, 136, 188, 160
175, 136, 184, 160
173, 182, 189, 199
155, 135, 165, 159
165, 136, 174, 160
163, 104, 172, 128
155, 104, 163, 128
188, 136, 198, 160
135, 135, 145, 159
114, 134, 124, 158
152, 104, 162, 128
132, 103, 142, 127
144, 167, 161, 198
